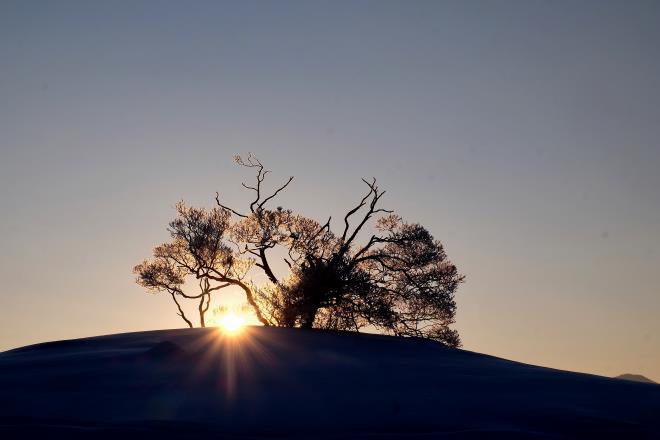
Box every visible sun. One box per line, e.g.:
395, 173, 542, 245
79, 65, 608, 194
218, 312, 246, 334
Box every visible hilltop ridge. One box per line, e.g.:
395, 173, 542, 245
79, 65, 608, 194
1, 326, 659, 439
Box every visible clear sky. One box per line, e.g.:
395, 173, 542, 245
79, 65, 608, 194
1, 1, 659, 381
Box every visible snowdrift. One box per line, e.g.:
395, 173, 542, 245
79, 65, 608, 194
1, 326, 659, 439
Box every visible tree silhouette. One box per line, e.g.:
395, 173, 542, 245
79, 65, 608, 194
216, 155, 465, 346
133, 202, 261, 327
136, 155, 464, 345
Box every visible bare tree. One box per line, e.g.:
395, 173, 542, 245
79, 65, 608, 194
216, 154, 294, 287
133, 201, 263, 327
217, 155, 465, 346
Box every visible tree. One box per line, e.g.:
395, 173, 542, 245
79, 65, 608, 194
216, 155, 465, 346
133, 201, 262, 327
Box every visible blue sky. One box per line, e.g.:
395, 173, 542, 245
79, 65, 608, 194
1, 0, 659, 380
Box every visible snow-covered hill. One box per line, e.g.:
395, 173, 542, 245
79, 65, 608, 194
1, 327, 659, 439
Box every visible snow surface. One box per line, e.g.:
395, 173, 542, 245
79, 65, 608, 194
1, 326, 659, 439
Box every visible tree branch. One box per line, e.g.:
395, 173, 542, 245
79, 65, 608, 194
215, 192, 247, 218
259, 247, 279, 285
259, 176, 294, 209
342, 178, 376, 241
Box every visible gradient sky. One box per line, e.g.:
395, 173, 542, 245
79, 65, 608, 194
1, 0, 659, 381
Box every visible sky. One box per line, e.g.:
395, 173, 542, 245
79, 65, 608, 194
1, 0, 659, 381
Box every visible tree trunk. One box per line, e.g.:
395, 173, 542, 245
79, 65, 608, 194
299, 305, 319, 329
233, 280, 271, 326
170, 292, 193, 328
198, 293, 209, 328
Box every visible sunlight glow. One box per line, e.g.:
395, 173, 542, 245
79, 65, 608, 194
218, 312, 246, 334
